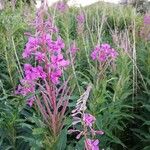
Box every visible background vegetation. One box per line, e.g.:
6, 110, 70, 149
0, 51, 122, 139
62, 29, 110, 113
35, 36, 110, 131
0, 1, 149, 149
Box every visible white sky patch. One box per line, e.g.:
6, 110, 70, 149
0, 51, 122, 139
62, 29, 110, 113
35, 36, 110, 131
68, 0, 100, 7
68, 0, 120, 7
36, 0, 121, 8
104, 0, 120, 4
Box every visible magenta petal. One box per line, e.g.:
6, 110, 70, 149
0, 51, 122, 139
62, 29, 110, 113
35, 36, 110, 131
76, 131, 83, 139
60, 60, 70, 67
51, 55, 57, 63
96, 130, 104, 135
83, 113, 96, 127
27, 97, 34, 107
93, 139, 99, 145
57, 53, 64, 60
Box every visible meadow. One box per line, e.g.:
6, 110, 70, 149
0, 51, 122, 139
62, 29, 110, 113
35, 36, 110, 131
0, 1, 150, 150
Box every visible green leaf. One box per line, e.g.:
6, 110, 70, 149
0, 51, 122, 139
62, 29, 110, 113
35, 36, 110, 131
143, 146, 150, 150
143, 121, 150, 126
75, 137, 84, 150
56, 128, 67, 150
32, 128, 46, 135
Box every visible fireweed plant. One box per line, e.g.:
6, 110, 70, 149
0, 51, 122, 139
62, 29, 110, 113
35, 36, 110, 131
140, 14, 150, 41
144, 14, 150, 25
68, 84, 104, 150
76, 11, 85, 35
53, 1, 69, 13
16, 7, 71, 137
68, 40, 79, 62
15, 3, 117, 149
91, 43, 118, 80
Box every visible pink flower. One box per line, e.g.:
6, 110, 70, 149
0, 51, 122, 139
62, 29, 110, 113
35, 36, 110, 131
85, 139, 99, 150
91, 45, 100, 60
83, 113, 96, 127
47, 38, 69, 84
36, 66, 47, 79
24, 64, 46, 80
110, 48, 118, 59
27, 97, 34, 107
91, 128, 104, 136
35, 52, 45, 62
76, 12, 85, 24
76, 131, 84, 139
46, 35, 64, 52
54, 1, 69, 13
59, 59, 70, 67
45, 19, 59, 33
23, 37, 39, 58
15, 84, 22, 95
101, 43, 111, 49
91, 50, 98, 60
48, 40, 62, 52
24, 64, 32, 70
99, 52, 107, 62
16, 79, 35, 96
70, 41, 79, 56
45, 34, 52, 45
51, 53, 63, 64
144, 15, 150, 25
56, 36, 65, 49
51, 69, 62, 84
22, 50, 31, 58
91, 43, 118, 62
95, 130, 104, 135
51, 53, 69, 68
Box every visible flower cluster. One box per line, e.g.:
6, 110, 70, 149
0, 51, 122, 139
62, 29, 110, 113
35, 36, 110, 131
69, 41, 79, 57
22, 34, 69, 83
16, 64, 46, 92
85, 139, 99, 150
22, 37, 39, 59
140, 14, 150, 41
76, 11, 85, 24
83, 113, 104, 135
68, 85, 104, 150
76, 11, 85, 34
70, 112, 104, 150
27, 97, 35, 107
53, 1, 69, 13
16, 6, 71, 137
16, 79, 35, 97
16, 64, 47, 106
50, 50, 69, 84
24, 64, 46, 81
91, 43, 118, 62
83, 113, 96, 127
16, 8, 69, 107
144, 14, 150, 25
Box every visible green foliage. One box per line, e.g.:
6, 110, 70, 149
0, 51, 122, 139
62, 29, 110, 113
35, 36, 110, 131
0, 7, 28, 89
131, 40, 150, 150
0, 1, 149, 150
